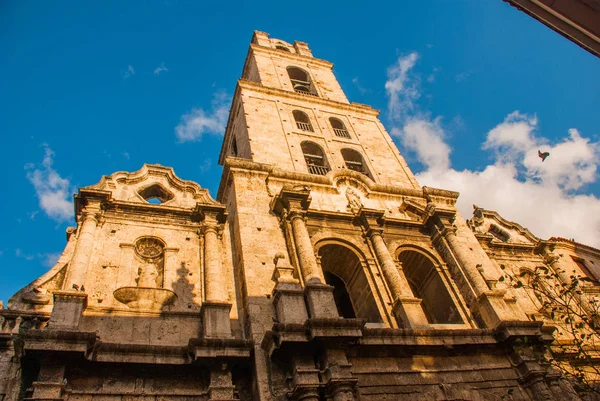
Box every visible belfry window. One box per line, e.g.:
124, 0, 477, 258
341, 148, 372, 179
398, 250, 463, 325
301, 141, 330, 176
330, 118, 350, 139
287, 67, 318, 96
293, 110, 314, 132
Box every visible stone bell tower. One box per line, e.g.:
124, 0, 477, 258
1, 31, 586, 401
217, 31, 557, 401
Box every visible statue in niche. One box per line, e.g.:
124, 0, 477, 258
136, 263, 160, 288
345, 186, 363, 214
134, 237, 165, 287
113, 236, 176, 310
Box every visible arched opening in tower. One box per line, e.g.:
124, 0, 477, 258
398, 250, 463, 324
287, 67, 317, 96
318, 244, 383, 322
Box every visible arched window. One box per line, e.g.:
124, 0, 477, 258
275, 44, 290, 52
398, 250, 462, 324
287, 67, 318, 96
292, 110, 314, 132
341, 149, 372, 179
330, 118, 350, 139
301, 141, 329, 176
319, 244, 382, 322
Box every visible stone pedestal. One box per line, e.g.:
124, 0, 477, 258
272, 254, 309, 324
48, 291, 87, 330
201, 301, 232, 338
392, 297, 430, 328
288, 355, 321, 401
273, 284, 308, 324
472, 290, 514, 328
208, 366, 236, 401
305, 283, 338, 318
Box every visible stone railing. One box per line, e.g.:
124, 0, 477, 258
0, 312, 50, 335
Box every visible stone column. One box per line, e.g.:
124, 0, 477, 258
542, 248, 598, 327
427, 209, 516, 327
52, 199, 102, 329
274, 187, 338, 318
203, 224, 226, 303
64, 203, 102, 290
359, 209, 429, 328
288, 211, 324, 284
441, 227, 490, 296
198, 206, 231, 338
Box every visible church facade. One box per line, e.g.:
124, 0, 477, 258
1, 31, 599, 401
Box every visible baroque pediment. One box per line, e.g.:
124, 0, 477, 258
84, 164, 219, 209
467, 205, 539, 245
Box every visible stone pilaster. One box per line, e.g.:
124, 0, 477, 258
359, 209, 429, 328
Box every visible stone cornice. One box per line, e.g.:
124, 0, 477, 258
103, 200, 203, 220
238, 79, 378, 116
249, 43, 334, 68
543, 237, 600, 257
217, 157, 423, 202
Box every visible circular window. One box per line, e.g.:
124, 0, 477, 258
135, 237, 164, 260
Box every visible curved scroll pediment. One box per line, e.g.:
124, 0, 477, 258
84, 164, 219, 209
468, 205, 539, 245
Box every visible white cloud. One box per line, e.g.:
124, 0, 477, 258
352, 77, 370, 94
15, 249, 62, 267
154, 63, 168, 75
393, 117, 450, 172
123, 65, 135, 79
455, 70, 472, 82
25, 145, 74, 222
199, 159, 212, 174
385, 52, 419, 120
42, 252, 62, 268
15, 248, 34, 261
384, 52, 600, 248
175, 91, 230, 142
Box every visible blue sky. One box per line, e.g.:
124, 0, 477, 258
1, 1, 599, 304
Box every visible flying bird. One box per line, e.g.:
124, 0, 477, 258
538, 150, 550, 162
